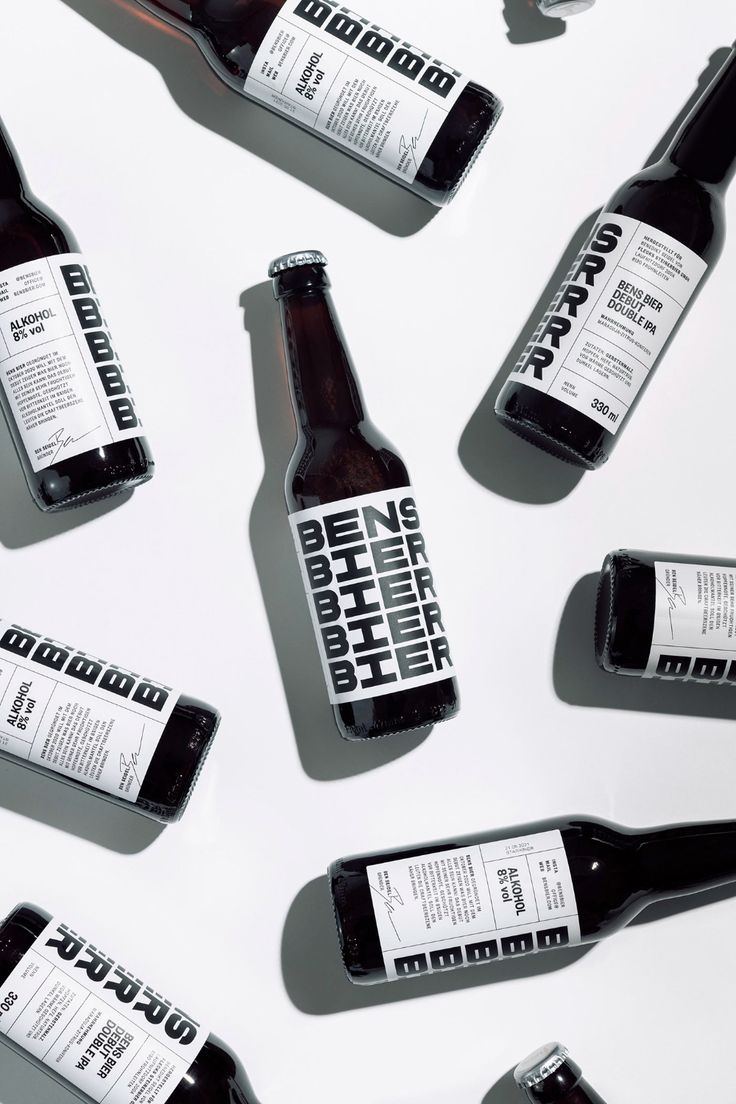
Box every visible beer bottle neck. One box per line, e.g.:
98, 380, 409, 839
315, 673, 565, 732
0, 122, 22, 198
137, 0, 193, 23
637, 820, 736, 899
278, 287, 367, 432
666, 47, 736, 189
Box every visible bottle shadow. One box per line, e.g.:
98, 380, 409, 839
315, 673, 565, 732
458, 46, 732, 505
241, 282, 431, 781
281, 876, 592, 1015
58, 0, 437, 238
0, 758, 163, 853
502, 0, 566, 45
0, 424, 132, 548
0, 1044, 78, 1104
554, 573, 736, 723
481, 1070, 518, 1104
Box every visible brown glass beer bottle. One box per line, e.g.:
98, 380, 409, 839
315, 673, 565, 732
515, 1043, 608, 1104
330, 814, 736, 983
0, 119, 153, 510
271, 251, 459, 741
134, 0, 503, 206
0, 904, 257, 1103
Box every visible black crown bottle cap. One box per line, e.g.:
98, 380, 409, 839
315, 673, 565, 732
268, 251, 328, 277
514, 1042, 570, 1089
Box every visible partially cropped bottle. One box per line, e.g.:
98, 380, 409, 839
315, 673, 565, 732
0, 904, 256, 1103
330, 814, 736, 983
536, 0, 596, 16
515, 1043, 608, 1104
495, 47, 736, 468
0, 119, 153, 510
596, 548, 736, 684
0, 619, 219, 821
134, 0, 503, 206
270, 250, 459, 741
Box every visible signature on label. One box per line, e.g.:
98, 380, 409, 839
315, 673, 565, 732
657, 577, 687, 639
370, 883, 405, 941
119, 725, 146, 792
399, 110, 429, 172
47, 425, 102, 464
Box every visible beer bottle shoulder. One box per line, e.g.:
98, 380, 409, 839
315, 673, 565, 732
0, 194, 75, 269
190, 0, 284, 81
606, 161, 725, 263
286, 421, 410, 510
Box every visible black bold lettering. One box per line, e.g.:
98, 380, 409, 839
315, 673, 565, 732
396, 642, 432, 679
518, 345, 554, 380
394, 953, 428, 977
573, 253, 606, 287
325, 11, 364, 44
132, 682, 169, 711
348, 615, 390, 654
355, 651, 397, 688
305, 554, 332, 590
557, 283, 589, 318
97, 363, 127, 397
691, 657, 727, 681
501, 933, 534, 957
293, 0, 333, 27
371, 536, 409, 574
655, 654, 691, 679
379, 571, 417, 609
466, 939, 499, 964
321, 624, 350, 658
388, 46, 424, 80
60, 263, 92, 296
330, 660, 358, 694
98, 668, 136, 698
591, 222, 623, 254
32, 640, 69, 671
332, 543, 372, 582
340, 579, 380, 618
536, 926, 570, 950
431, 636, 453, 670
356, 29, 393, 62
109, 397, 139, 431
325, 510, 362, 548
297, 520, 325, 555
73, 296, 104, 330
419, 66, 457, 99
85, 330, 116, 364
539, 315, 572, 349
65, 654, 103, 684
0, 627, 37, 658
429, 947, 463, 971
313, 589, 341, 625
387, 607, 424, 645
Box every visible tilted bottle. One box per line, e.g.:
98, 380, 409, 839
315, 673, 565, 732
596, 548, 736, 685
0, 119, 153, 510
494, 47, 736, 468
536, 0, 596, 17
515, 1043, 608, 1104
330, 814, 736, 983
271, 250, 459, 741
0, 618, 219, 822
0, 904, 257, 1103
134, 0, 503, 206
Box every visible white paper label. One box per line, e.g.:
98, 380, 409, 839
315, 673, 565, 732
367, 830, 581, 981
507, 214, 707, 433
0, 918, 207, 1104
245, 0, 469, 184
0, 253, 143, 472
646, 561, 736, 683
0, 620, 178, 802
290, 487, 456, 704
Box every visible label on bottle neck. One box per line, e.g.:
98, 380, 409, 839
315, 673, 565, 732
0, 253, 144, 473
0, 917, 208, 1103
0, 620, 178, 802
290, 487, 456, 705
506, 213, 707, 433
244, 0, 469, 185
366, 829, 581, 981
646, 561, 736, 683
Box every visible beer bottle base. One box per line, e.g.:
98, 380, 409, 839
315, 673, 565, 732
29, 438, 155, 511
334, 678, 460, 741
495, 383, 610, 470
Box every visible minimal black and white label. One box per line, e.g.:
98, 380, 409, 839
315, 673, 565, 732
0, 917, 207, 1103
290, 487, 456, 705
508, 214, 707, 433
0, 619, 178, 801
245, 0, 468, 183
646, 561, 736, 683
0, 253, 143, 472
366, 830, 581, 981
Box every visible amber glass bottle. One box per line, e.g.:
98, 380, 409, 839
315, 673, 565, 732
0, 119, 153, 510
515, 1043, 608, 1104
134, 0, 502, 206
331, 814, 736, 983
271, 250, 459, 741
0, 904, 257, 1103
0, 618, 219, 822
595, 548, 736, 685
495, 47, 736, 468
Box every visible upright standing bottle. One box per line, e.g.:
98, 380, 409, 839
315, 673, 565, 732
0, 618, 219, 822
495, 47, 736, 468
271, 251, 459, 741
595, 548, 736, 685
134, 0, 503, 206
330, 814, 736, 983
0, 904, 257, 1103
0, 119, 153, 510
515, 1043, 608, 1104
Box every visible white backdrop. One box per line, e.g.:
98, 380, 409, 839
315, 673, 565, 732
0, 1, 734, 1102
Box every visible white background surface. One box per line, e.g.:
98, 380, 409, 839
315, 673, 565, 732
0, 1, 734, 1102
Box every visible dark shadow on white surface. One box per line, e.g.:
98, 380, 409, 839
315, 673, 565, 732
554, 574, 736, 722
502, 0, 566, 44
481, 1069, 518, 1104
458, 46, 732, 506
0, 757, 164, 853
242, 283, 431, 781
57, 0, 437, 238
0, 425, 132, 549
0, 1044, 79, 1104
281, 876, 592, 1015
